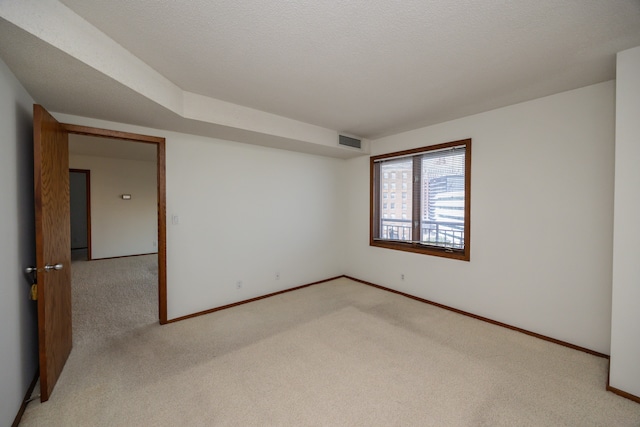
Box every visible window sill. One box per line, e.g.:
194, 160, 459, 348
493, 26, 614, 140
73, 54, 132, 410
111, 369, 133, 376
370, 239, 469, 261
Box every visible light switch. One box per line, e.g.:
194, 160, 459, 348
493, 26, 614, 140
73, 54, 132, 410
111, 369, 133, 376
172, 215, 179, 225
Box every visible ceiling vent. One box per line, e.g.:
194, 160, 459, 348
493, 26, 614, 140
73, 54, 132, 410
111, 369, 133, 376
338, 135, 362, 149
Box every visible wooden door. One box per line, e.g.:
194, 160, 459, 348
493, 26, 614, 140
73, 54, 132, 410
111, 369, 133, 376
33, 104, 72, 402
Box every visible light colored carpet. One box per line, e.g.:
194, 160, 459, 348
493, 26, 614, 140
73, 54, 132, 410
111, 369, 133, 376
20, 256, 640, 426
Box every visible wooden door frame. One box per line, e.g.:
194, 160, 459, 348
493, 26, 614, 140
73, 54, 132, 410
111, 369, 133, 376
69, 169, 92, 260
62, 124, 168, 324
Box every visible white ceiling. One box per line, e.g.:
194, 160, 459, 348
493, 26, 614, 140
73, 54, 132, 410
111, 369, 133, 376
1, 1, 639, 156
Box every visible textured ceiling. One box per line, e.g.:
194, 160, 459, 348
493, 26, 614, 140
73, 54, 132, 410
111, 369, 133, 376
1, 1, 639, 153
57, 0, 640, 138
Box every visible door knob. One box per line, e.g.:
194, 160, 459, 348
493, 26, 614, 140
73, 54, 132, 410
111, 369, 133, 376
44, 263, 63, 272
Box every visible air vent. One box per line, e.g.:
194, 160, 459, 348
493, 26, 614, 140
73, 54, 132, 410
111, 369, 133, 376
338, 135, 362, 149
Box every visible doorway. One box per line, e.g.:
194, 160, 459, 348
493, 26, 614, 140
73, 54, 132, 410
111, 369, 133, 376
33, 105, 168, 402
63, 123, 167, 324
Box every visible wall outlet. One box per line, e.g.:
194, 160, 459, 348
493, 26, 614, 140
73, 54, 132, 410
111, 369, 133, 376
275, 272, 280, 280
401, 273, 405, 280
236, 280, 243, 289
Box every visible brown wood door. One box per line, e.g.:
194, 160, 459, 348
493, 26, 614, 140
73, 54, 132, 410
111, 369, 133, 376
33, 104, 72, 402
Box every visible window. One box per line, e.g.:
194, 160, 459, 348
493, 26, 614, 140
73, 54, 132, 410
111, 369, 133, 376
390, 203, 395, 209
370, 139, 471, 261
384, 173, 389, 179
391, 172, 396, 179
383, 203, 387, 209
383, 193, 388, 199
402, 203, 407, 210
383, 183, 388, 190
391, 183, 396, 190
402, 172, 408, 180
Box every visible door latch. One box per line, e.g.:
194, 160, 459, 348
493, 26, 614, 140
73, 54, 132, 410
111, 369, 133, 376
25, 266, 38, 301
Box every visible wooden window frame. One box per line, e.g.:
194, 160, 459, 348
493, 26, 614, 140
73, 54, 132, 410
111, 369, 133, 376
370, 139, 471, 261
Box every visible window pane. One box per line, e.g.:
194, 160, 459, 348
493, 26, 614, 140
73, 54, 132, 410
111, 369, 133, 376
379, 160, 412, 241
420, 149, 465, 249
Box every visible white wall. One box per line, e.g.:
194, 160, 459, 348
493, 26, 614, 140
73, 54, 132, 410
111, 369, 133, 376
344, 81, 615, 354
0, 58, 38, 425
610, 46, 640, 398
56, 113, 347, 319
69, 154, 157, 259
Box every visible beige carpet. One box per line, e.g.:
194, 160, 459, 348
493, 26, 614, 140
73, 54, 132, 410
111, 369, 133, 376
20, 256, 640, 426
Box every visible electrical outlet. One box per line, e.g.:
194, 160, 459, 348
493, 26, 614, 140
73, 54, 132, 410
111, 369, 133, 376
401, 273, 405, 280
236, 280, 243, 289
275, 272, 280, 280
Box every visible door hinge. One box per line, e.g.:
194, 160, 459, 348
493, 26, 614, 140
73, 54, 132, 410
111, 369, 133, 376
30, 283, 38, 301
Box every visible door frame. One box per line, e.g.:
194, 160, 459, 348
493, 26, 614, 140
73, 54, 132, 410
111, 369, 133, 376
62, 124, 168, 324
69, 169, 91, 260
